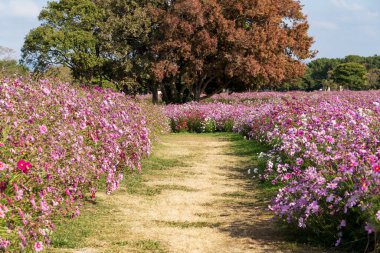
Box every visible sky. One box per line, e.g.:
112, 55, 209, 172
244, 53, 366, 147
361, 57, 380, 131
0, 0, 379, 60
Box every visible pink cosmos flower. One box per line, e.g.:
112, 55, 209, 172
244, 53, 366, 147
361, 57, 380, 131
39, 125, 48, 134
42, 87, 51, 95
296, 158, 303, 165
376, 210, 380, 221
0, 239, 10, 249
360, 181, 368, 191
364, 223, 375, 234
325, 135, 335, 144
34, 241, 43, 252
0, 162, 7, 171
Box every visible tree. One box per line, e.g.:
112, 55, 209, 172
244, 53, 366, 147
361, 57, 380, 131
331, 62, 368, 90
21, 0, 155, 94
0, 46, 16, 60
21, 0, 104, 82
367, 68, 380, 89
150, 0, 315, 102
43, 65, 74, 83
303, 58, 341, 90
94, 0, 154, 94
0, 46, 28, 78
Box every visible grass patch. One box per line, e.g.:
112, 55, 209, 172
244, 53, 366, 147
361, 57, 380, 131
142, 156, 189, 171
113, 240, 166, 253
122, 155, 191, 196
124, 183, 197, 196
50, 198, 113, 248
156, 184, 198, 192
212, 133, 279, 199
155, 220, 222, 229
220, 191, 251, 199
195, 212, 216, 218
134, 240, 165, 252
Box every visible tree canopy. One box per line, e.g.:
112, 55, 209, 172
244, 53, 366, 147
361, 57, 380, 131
296, 55, 380, 91
150, 0, 315, 102
21, 0, 104, 81
21, 0, 315, 102
331, 62, 367, 90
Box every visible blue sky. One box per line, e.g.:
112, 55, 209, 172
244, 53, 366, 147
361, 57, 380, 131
0, 0, 379, 60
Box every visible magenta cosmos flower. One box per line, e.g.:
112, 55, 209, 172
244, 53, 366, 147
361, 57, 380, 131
17, 160, 32, 174
373, 164, 380, 173
0, 182, 7, 193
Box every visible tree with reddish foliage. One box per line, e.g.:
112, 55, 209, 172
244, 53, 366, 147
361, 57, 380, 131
150, 0, 315, 103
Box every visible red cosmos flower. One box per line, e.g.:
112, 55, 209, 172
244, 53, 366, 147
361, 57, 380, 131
17, 160, 32, 174
373, 164, 380, 173
0, 181, 7, 193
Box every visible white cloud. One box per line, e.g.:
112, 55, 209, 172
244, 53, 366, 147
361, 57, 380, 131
331, 0, 379, 17
331, 0, 364, 11
0, 0, 42, 19
313, 21, 339, 30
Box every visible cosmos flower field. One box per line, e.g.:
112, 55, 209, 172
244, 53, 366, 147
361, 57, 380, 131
1, 78, 379, 251
0, 79, 158, 251
166, 91, 380, 249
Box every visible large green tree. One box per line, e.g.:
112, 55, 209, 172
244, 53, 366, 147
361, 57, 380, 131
303, 58, 341, 90
94, 0, 154, 93
367, 68, 380, 89
21, 0, 104, 82
300, 55, 380, 91
331, 62, 368, 90
21, 0, 155, 93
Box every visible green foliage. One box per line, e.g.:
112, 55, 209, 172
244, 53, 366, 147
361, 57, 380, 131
297, 55, 380, 91
367, 68, 380, 89
223, 120, 235, 132
42, 65, 74, 83
203, 120, 217, 133
303, 58, 341, 90
21, 0, 104, 81
0, 60, 28, 78
21, 0, 154, 92
95, 0, 155, 93
331, 62, 368, 90
186, 116, 204, 133
0, 46, 29, 78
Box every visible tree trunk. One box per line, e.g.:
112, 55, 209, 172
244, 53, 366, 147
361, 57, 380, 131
151, 83, 159, 104
193, 83, 201, 101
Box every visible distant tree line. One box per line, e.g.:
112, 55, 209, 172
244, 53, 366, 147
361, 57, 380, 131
20, 0, 315, 103
0, 46, 28, 78
281, 55, 380, 91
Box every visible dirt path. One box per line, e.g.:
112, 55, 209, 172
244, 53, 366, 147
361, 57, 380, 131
49, 134, 330, 253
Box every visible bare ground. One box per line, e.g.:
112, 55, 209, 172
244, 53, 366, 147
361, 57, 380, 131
49, 134, 333, 253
